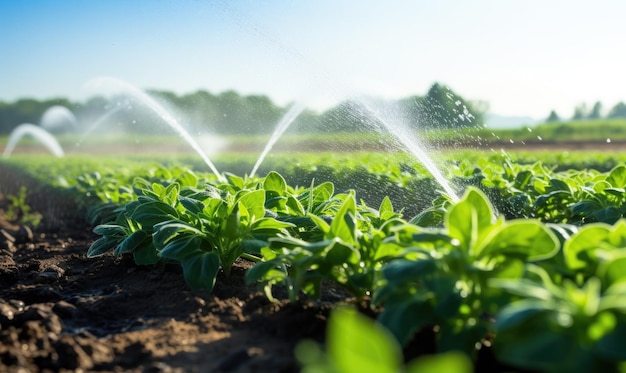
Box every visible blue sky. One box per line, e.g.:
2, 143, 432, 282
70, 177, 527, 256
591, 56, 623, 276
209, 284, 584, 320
2, 0, 625, 120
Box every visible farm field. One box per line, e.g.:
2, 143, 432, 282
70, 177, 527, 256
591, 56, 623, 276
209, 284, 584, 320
2, 145, 626, 372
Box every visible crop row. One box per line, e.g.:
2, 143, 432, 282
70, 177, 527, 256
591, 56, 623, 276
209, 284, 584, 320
3, 153, 626, 372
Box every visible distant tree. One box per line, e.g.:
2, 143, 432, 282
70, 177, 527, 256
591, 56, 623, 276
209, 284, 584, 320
608, 102, 626, 118
546, 110, 560, 122
588, 101, 603, 119
318, 100, 381, 132
572, 103, 588, 120
419, 83, 485, 129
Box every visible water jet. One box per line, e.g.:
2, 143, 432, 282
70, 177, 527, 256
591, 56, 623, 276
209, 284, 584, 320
83, 76, 226, 182
3, 123, 65, 158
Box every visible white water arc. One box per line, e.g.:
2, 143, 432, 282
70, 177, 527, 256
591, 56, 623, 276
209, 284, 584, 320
40, 105, 79, 132
3, 123, 65, 158
249, 102, 306, 177
361, 103, 460, 202
83, 77, 226, 183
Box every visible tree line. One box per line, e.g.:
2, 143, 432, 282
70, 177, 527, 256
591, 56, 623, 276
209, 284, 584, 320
0, 83, 486, 135
546, 101, 626, 122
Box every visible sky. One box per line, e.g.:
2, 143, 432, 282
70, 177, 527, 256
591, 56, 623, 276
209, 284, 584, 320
2, 0, 626, 121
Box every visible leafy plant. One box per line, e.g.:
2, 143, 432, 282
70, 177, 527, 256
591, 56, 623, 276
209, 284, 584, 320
5, 186, 41, 227
492, 265, 626, 372
296, 307, 473, 373
246, 192, 404, 302
373, 187, 559, 354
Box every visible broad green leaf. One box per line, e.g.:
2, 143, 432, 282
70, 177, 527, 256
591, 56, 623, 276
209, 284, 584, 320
326, 241, 359, 264
153, 221, 204, 247
405, 352, 472, 373
115, 230, 151, 255
249, 217, 294, 234
328, 307, 401, 373
382, 259, 438, 284
238, 189, 265, 221
329, 193, 357, 244
133, 243, 160, 265
87, 236, 120, 257
446, 188, 495, 255
564, 224, 611, 270
478, 220, 559, 261
164, 182, 180, 205
181, 252, 221, 292
599, 255, 626, 287
263, 171, 287, 196
226, 173, 245, 190
245, 260, 282, 284
379, 196, 394, 219
377, 294, 434, 346
285, 195, 305, 215
178, 196, 205, 215
130, 200, 179, 228
158, 234, 204, 261
92, 224, 126, 236
606, 165, 626, 188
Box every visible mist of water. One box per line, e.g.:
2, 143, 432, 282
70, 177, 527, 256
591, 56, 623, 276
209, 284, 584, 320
3, 123, 65, 158
249, 102, 306, 177
40, 105, 78, 132
75, 106, 124, 147
359, 101, 460, 202
84, 77, 225, 182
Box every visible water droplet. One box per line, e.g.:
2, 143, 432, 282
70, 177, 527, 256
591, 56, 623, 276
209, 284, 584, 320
132, 120, 137, 124
537, 136, 543, 141
455, 100, 462, 106
607, 138, 612, 143
509, 139, 514, 144
527, 127, 532, 132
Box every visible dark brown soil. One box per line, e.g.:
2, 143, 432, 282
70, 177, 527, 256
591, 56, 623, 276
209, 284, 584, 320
0, 165, 335, 373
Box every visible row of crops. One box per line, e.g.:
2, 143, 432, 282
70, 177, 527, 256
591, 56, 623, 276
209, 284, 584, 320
3, 151, 626, 372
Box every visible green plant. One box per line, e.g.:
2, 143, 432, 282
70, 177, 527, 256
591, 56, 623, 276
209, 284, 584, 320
296, 307, 473, 373
372, 187, 559, 354
5, 186, 41, 227
246, 192, 404, 302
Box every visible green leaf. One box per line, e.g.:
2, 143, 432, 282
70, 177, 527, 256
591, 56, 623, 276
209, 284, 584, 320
158, 234, 204, 262
115, 230, 151, 255
405, 352, 472, 373
446, 187, 494, 253
377, 294, 433, 346
87, 236, 120, 257
92, 224, 126, 236
133, 243, 160, 265
181, 252, 221, 292
329, 192, 357, 244
263, 171, 287, 196
607, 165, 626, 188
245, 260, 281, 284
564, 223, 611, 270
238, 189, 266, 221
600, 255, 626, 287
478, 220, 559, 261
328, 307, 401, 373
130, 200, 179, 228
379, 196, 394, 219
249, 217, 294, 234
178, 196, 205, 215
